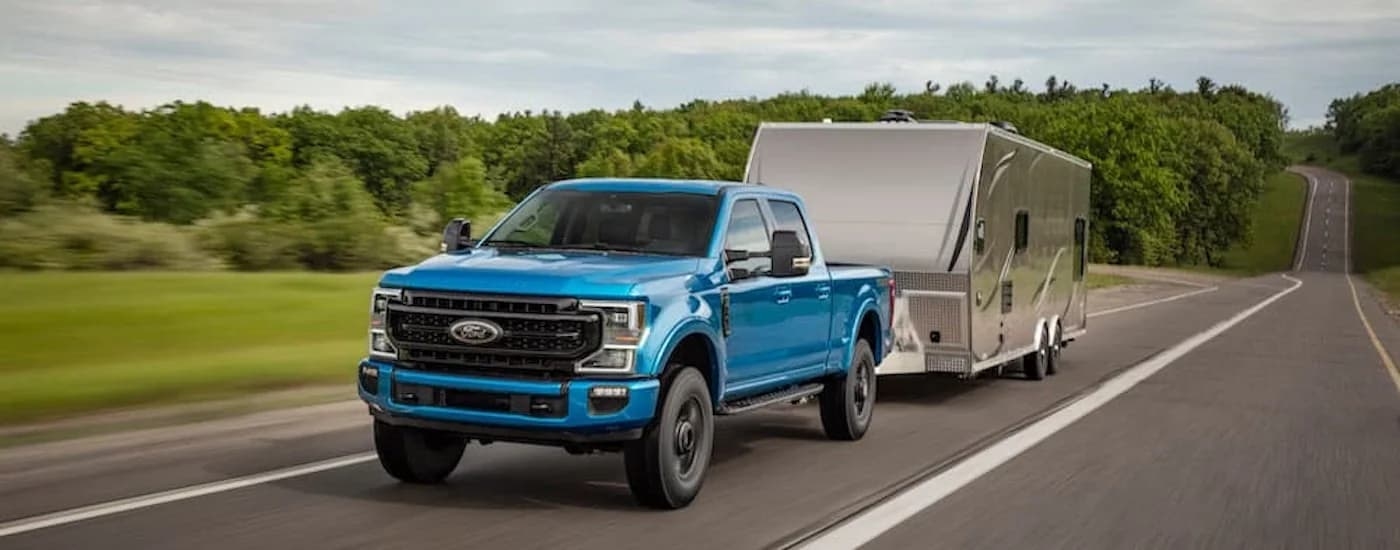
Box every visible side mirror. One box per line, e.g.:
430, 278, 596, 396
769, 230, 811, 277
441, 218, 474, 252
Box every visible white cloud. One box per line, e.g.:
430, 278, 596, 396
1, 0, 1397, 134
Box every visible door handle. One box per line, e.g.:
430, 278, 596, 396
774, 288, 793, 304
816, 284, 832, 300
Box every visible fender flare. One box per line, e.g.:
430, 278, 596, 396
839, 298, 885, 371
655, 319, 726, 402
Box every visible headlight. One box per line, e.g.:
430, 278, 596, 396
578, 300, 647, 374
368, 287, 402, 359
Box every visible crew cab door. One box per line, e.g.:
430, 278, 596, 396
762, 198, 832, 373
719, 198, 785, 386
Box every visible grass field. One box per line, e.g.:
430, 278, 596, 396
1215, 171, 1309, 274
0, 272, 379, 425
1351, 174, 1400, 307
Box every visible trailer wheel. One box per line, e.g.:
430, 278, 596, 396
1022, 326, 1049, 381
1046, 320, 1063, 376
373, 420, 466, 484
623, 366, 713, 509
820, 338, 876, 441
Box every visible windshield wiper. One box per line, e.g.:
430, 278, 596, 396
552, 243, 649, 255
481, 239, 543, 248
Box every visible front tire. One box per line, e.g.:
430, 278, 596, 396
373, 420, 467, 484
624, 367, 714, 509
820, 338, 876, 441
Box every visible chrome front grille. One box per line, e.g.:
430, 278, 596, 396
385, 290, 602, 377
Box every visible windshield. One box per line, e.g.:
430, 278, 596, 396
481, 190, 720, 256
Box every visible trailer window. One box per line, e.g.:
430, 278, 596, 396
1074, 217, 1087, 281
766, 200, 812, 248
1014, 210, 1030, 252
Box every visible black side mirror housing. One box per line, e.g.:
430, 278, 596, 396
769, 230, 811, 277
441, 218, 474, 252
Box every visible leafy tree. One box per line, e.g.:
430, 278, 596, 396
634, 138, 725, 179
0, 145, 46, 215
411, 156, 513, 230
1330, 84, 1400, 178
407, 106, 486, 176
17, 101, 135, 198
575, 148, 635, 177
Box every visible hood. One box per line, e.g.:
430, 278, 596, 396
378, 248, 703, 298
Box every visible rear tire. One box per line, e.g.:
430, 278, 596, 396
1046, 321, 1063, 376
820, 338, 876, 441
624, 367, 714, 509
1022, 325, 1049, 381
373, 420, 466, 484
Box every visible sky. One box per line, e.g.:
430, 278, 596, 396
2, 0, 1397, 135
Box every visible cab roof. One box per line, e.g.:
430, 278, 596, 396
547, 177, 746, 196
544, 178, 805, 203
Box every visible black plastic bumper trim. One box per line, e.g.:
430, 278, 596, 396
369, 408, 644, 446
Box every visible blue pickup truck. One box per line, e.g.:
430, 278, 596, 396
358, 178, 892, 509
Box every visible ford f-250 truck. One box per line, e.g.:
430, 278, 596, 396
358, 178, 892, 509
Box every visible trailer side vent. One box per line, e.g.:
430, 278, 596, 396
925, 354, 969, 374
893, 272, 969, 293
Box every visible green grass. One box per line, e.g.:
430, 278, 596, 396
0, 272, 379, 425
1086, 272, 1133, 289
1216, 171, 1309, 274
1352, 174, 1400, 308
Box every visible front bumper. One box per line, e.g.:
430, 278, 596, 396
356, 359, 659, 445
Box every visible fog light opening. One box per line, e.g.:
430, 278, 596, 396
588, 385, 630, 415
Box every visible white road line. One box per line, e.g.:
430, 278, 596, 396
1343, 174, 1350, 271
1294, 173, 1316, 271
1335, 173, 1396, 393
1088, 286, 1218, 318
799, 274, 1304, 550
0, 452, 377, 538
1107, 273, 1213, 289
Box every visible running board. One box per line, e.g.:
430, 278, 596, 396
717, 383, 825, 415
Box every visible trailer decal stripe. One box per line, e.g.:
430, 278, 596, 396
1032, 247, 1066, 312
944, 181, 977, 272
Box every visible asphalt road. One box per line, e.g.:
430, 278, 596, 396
2, 167, 1398, 549
857, 167, 1400, 549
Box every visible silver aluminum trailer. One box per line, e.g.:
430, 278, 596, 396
743, 119, 1092, 379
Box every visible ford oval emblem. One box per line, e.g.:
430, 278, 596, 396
448, 318, 503, 345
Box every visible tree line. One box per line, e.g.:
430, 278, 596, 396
0, 75, 1287, 270
1324, 83, 1400, 179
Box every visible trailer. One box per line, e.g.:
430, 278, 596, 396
743, 115, 1092, 380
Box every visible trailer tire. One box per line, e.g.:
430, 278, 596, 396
623, 366, 713, 509
820, 338, 876, 441
1046, 320, 1063, 376
1022, 325, 1049, 381
373, 420, 466, 484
